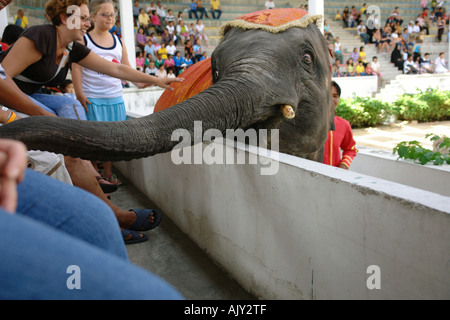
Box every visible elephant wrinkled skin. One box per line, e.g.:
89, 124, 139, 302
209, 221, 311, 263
0, 9, 333, 163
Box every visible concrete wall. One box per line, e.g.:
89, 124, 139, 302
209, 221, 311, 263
351, 146, 450, 197
115, 140, 450, 300
333, 76, 378, 98
122, 86, 163, 118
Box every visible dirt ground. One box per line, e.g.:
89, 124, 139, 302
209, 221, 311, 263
352, 120, 450, 152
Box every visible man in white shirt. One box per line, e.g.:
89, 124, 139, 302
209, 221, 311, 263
403, 55, 417, 74
265, 0, 275, 10
434, 52, 448, 73
420, 52, 435, 73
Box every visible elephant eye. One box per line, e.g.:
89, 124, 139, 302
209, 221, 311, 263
303, 53, 312, 64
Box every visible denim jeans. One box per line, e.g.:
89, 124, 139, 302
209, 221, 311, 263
0, 169, 183, 300
29, 93, 87, 120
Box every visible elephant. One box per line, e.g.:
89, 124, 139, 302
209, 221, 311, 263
0, 8, 334, 163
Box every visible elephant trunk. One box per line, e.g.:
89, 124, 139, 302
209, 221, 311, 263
0, 77, 272, 161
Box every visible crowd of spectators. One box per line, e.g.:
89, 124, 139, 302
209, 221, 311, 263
330, 2, 449, 79
127, 0, 216, 79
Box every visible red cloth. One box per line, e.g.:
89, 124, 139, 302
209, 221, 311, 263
323, 116, 358, 168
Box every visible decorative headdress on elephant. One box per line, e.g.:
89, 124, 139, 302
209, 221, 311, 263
0, 8, 334, 163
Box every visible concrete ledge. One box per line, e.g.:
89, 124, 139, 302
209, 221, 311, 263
351, 146, 450, 197
115, 140, 450, 299
333, 75, 379, 98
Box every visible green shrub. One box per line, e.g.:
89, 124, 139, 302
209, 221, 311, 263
336, 95, 392, 128
337, 88, 450, 127
393, 134, 450, 165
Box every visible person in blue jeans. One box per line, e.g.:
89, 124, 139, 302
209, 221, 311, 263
0, 138, 183, 300
189, 0, 198, 19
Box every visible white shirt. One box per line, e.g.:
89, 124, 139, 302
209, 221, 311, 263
434, 57, 448, 73
166, 44, 177, 55
371, 61, 381, 73
265, 1, 275, 9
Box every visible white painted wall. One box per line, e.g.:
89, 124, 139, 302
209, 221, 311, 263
351, 146, 450, 197
122, 86, 163, 117
333, 75, 379, 98
115, 140, 450, 300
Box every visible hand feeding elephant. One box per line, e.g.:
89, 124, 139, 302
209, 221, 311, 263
0, 9, 334, 163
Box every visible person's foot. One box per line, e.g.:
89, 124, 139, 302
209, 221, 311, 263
106, 174, 123, 186
118, 209, 161, 231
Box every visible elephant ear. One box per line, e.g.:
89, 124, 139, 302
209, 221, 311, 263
154, 58, 213, 112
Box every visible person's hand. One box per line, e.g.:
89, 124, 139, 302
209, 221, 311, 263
0, 139, 27, 213
0, 0, 13, 11
76, 92, 91, 113
154, 76, 184, 91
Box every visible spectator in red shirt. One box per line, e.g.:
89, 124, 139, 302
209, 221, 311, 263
323, 81, 358, 169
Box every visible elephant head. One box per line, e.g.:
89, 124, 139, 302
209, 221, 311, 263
0, 9, 333, 162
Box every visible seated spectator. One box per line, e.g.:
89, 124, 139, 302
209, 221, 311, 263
412, 21, 421, 41
391, 7, 403, 26
193, 39, 203, 62
144, 39, 157, 60
378, 26, 391, 53
434, 52, 448, 73
136, 50, 145, 72
184, 38, 195, 62
157, 42, 168, 60
136, 27, 147, 52
0, 0, 183, 242
138, 8, 151, 35
189, 0, 198, 19
333, 37, 343, 64
184, 54, 194, 67
358, 46, 368, 64
357, 21, 370, 44
351, 47, 359, 62
361, 3, 367, 16
173, 50, 184, 74
133, 0, 141, 25
150, 10, 164, 35
199, 51, 208, 61
14, 9, 28, 29
146, 1, 157, 14
176, 19, 190, 45
371, 56, 382, 85
0, 24, 23, 52
197, 0, 209, 19
167, 67, 176, 78
166, 20, 177, 45
335, 10, 343, 21
165, 9, 176, 24
356, 60, 366, 76
420, 52, 435, 73
164, 53, 175, 70
346, 58, 356, 76
365, 62, 373, 75
156, 1, 167, 25
0, 137, 183, 299
391, 43, 404, 71
372, 28, 381, 48
332, 59, 342, 77
160, 29, 172, 46
166, 39, 177, 56
403, 54, 418, 74
145, 60, 158, 76
210, 0, 222, 19
109, 20, 121, 38
416, 13, 429, 35
154, 56, 164, 68
323, 19, 333, 41
179, 63, 188, 75
195, 19, 209, 46
156, 64, 167, 77
265, 0, 275, 10
349, 5, 360, 27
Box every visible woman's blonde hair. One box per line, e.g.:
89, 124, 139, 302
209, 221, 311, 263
45, 0, 89, 26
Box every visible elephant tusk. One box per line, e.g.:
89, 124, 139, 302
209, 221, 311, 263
281, 105, 295, 119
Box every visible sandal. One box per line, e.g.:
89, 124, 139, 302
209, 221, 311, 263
107, 174, 123, 186
96, 176, 118, 194
121, 228, 148, 245
129, 208, 163, 231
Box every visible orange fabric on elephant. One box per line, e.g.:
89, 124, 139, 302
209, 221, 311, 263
154, 58, 213, 113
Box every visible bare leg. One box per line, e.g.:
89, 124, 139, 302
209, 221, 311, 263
64, 156, 155, 234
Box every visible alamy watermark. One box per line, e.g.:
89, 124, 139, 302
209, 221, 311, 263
66, 265, 81, 290
170, 121, 280, 176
